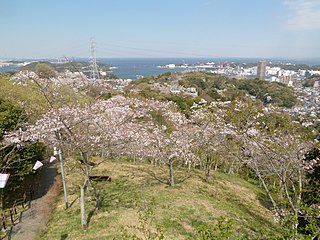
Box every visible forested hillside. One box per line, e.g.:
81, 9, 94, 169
129, 72, 298, 109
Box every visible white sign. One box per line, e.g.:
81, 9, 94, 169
0, 174, 10, 188
53, 147, 58, 156
33, 161, 43, 170
49, 156, 56, 163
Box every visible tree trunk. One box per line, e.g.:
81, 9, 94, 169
168, 161, 174, 187
80, 185, 87, 229
205, 161, 212, 182
255, 168, 281, 217
296, 168, 303, 212
205, 168, 210, 182
214, 160, 219, 171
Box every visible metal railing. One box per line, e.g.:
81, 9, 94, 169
0, 189, 34, 240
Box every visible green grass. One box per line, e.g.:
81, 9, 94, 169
36, 161, 280, 239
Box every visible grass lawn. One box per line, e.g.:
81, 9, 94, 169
36, 160, 280, 239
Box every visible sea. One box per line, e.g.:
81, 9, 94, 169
1, 57, 320, 80
101, 58, 218, 79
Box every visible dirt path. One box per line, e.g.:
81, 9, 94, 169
11, 161, 60, 240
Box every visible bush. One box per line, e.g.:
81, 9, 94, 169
197, 217, 235, 240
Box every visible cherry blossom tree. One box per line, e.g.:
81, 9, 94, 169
4, 82, 197, 224
190, 101, 240, 180
113, 100, 197, 187
6, 70, 318, 233
221, 100, 317, 233
191, 98, 318, 234
143, 125, 197, 187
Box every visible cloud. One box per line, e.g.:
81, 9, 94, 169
283, 0, 320, 30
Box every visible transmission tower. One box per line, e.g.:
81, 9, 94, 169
89, 38, 99, 81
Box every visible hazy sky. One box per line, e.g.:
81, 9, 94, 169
1, 0, 320, 59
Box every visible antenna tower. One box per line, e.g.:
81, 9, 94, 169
90, 38, 99, 80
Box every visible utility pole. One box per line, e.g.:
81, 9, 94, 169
54, 143, 68, 209
89, 38, 99, 81
58, 148, 68, 209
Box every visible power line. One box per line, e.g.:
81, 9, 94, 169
97, 42, 216, 58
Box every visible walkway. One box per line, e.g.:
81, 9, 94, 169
11, 161, 58, 240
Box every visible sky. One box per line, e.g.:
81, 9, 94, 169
1, 0, 320, 59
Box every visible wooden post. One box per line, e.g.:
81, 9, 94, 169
80, 185, 87, 229
13, 204, 17, 215
9, 210, 14, 224
1, 214, 6, 230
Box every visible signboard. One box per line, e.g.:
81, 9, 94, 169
0, 174, 10, 188
49, 156, 56, 163
33, 161, 43, 170
53, 147, 58, 156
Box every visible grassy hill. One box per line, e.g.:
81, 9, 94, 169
36, 161, 280, 239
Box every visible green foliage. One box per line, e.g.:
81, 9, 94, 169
299, 204, 320, 240
272, 210, 320, 240
276, 213, 301, 240
263, 63, 320, 72
0, 96, 46, 204
207, 88, 226, 101
1, 142, 46, 206
131, 72, 298, 108
35, 63, 57, 79
150, 110, 175, 134
100, 92, 113, 100
303, 169, 320, 205
237, 79, 297, 108
196, 217, 235, 240
0, 98, 25, 138
139, 88, 166, 101
130, 80, 200, 115
166, 95, 196, 114
178, 79, 190, 88
0, 76, 48, 121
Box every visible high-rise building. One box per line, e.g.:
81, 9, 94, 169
257, 60, 266, 80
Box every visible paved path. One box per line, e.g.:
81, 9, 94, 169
11, 162, 57, 240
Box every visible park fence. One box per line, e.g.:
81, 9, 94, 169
0, 189, 34, 240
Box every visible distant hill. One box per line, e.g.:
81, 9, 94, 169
20, 61, 111, 73
20, 61, 119, 79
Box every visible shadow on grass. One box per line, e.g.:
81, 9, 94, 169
69, 196, 79, 208
258, 198, 273, 210
204, 181, 277, 233
137, 167, 194, 188
87, 206, 98, 227
196, 172, 218, 184
60, 233, 68, 240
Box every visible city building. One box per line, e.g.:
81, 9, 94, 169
257, 60, 266, 80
